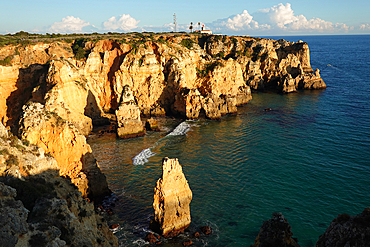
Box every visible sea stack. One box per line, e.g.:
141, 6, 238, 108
251, 212, 300, 247
152, 158, 192, 238
115, 85, 145, 139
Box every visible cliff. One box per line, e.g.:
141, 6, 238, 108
0, 34, 325, 130
0, 122, 118, 246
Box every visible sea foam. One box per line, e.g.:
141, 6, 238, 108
132, 121, 191, 165
166, 121, 191, 136
132, 148, 156, 165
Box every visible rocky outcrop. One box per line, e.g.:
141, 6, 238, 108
18, 102, 110, 201
251, 212, 300, 247
45, 59, 95, 136
115, 85, 145, 138
0, 125, 118, 246
203, 35, 326, 93
0, 182, 29, 246
152, 157, 192, 237
145, 117, 160, 131
316, 208, 370, 247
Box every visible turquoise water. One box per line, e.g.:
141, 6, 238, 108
88, 35, 370, 247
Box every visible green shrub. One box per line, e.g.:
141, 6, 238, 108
180, 38, 194, 49
197, 61, 224, 78
0, 56, 12, 66
0, 149, 10, 156
72, 38, 88, 60
6, 154, 19, 167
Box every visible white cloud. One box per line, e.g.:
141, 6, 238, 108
207, 3, 357, 35
49, 16, 90, 33
223, 10, 258, 31
209, 10, 270, 33
103, 14, 140, 32
360, 24, 370, 30
255, 3, 337, 32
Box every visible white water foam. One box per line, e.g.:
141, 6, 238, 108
132, 148, 156, 165
166, 121, 191, 136
132, 121, 192, 165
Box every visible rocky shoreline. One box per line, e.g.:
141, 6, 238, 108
0, 33, 366, 246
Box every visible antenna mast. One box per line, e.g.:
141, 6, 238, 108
173, 13, 177, 32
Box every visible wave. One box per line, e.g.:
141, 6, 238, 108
166, 121, 191, 136
132, 148, 156, 165
132, 121, 192, 165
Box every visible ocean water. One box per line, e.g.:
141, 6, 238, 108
88, 35, 370, 247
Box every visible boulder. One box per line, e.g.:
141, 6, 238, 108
251, 212, 300, 247
115, 85, 145, 139
152, 158, 192, 237
145, 118, 160, 131
200, 226, 212, 235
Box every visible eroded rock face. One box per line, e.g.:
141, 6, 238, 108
18, 102, 110, 201
0, 129, 118, 246
251, 212, 300, 247
45, 59, 94, 136
1, 35, 324, 130
0, 183, 29, 247
316, 208, 370, 247
115, 85, 145, 138
152, 157, 192, 237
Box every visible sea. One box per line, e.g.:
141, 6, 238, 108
88, 35, 370, 247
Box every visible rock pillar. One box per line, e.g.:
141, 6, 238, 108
152, 158, 192, 237
115, 85, 145, 139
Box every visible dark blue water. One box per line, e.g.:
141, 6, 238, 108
89, 35, 370, 247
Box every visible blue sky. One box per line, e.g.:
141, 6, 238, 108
1, 1, 369, 35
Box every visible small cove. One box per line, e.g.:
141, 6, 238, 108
89, 35, 370, 246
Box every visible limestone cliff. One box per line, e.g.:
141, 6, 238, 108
0, 34, 325, 130
18, 102, 110, 201
0, 122, 118, 246
152, 157, 192, 238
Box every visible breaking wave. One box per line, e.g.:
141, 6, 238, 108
132, 148, 156, 166
132, 121, 192, 165
166, 121, 191, 136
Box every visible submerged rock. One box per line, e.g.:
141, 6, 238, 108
316, 208, 370, 247
251, 212, 300, 247
152, 157, 192, 237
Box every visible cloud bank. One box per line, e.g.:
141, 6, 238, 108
44, 3, 370, 35
210, 3, 353, 35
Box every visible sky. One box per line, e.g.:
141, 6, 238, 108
1, 0, 370, 36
